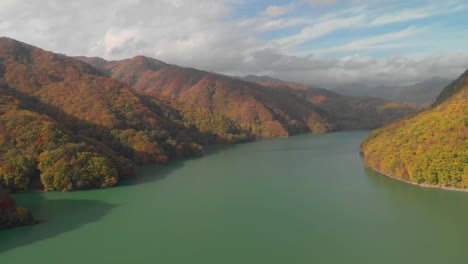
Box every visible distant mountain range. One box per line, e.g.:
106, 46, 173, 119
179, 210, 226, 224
241, 75, 284, 83
250, 80, 417, 130
243, 74, 450, 106
332, 77, 451, 106
0, 37, 416, 194
78, 57, 417, 134
361, 69, 468, 190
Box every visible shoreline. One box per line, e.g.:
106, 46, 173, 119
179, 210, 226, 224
365, 165, 468, 193
11, 130, 371, 194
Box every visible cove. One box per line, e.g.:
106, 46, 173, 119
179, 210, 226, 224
1, 131, 468, 264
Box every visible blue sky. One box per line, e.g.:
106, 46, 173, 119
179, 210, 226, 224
232, 0, 468, 57
1, 0, 468, 86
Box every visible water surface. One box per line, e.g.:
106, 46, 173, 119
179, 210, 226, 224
2, 132, 468, 264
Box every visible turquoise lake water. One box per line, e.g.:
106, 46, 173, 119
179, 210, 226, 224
2, 131, 468, 264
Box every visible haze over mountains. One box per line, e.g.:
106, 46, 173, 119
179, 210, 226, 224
244, 74, 450, 107
332, 77, 451, 106
248, 80, 417, 129
241, 75, 284, 84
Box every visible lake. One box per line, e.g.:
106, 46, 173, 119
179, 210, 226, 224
1, 131, 468, 264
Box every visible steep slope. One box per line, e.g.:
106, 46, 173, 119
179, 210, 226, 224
361, 70, 468, 189
78, 56, 335, 138
258, 81, 417, 130
434, 70, 468, 105
0, 87, 116, 190
0, 37, 203, 191
78, 56, 415, 137
333, 78, 450, 106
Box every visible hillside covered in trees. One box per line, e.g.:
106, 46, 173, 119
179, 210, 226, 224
257, 81, 417, 130
77, 56, 416, 138
77, 56, 334, 137
361, 69, 468, 189
0, 37, 417, 194
0, 37, 204, 192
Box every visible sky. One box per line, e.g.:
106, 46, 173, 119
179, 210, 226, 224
1, 0, 468, 87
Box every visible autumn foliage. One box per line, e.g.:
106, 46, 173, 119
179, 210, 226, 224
361, 69, 468, 189
260, 81, 417, 130
0, 37, 202, 191
78, 55, 416, 140
0, 37, 417, 192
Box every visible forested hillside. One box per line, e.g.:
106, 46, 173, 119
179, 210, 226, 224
259, 81, 417, 130
78, 56, 416, 137
0, 37, 418, 193
0, 37, 203, 192
78, 56, 335, 138
361, 70, 468, 189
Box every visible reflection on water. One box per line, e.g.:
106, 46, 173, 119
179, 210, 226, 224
0, 193, 116, 253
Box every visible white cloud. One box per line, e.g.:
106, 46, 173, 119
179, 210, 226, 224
103, 29, 141, 57
273, 15, 365, 49
370, 8, 432, 26
262, 3, 295, 17
238, 16, 312, 32
267, 53, 468, 87
369, 2, 468, 26
237, 2, 306, 32
306, 0, 338, 6
0, 0, 467, 88
313, 27, 423, 54
0, 0, 241, 65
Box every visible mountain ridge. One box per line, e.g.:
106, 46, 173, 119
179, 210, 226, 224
77, 55, 416, 136
332, 77, 451, 106
0, 37, 204, 192
361, 69, 468, 189
0, 37, 417, 193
